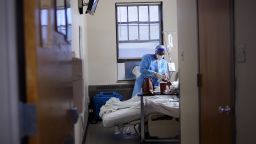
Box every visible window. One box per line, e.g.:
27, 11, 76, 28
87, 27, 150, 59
56, 7, 66, 35
66, 0, 72, 43
116, 2, 163, 62
40, 9, 48, 44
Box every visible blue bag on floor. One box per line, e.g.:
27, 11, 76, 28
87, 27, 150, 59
93, 92, 123, 121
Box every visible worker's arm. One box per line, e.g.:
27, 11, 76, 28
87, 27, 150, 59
140, 55, 157, 77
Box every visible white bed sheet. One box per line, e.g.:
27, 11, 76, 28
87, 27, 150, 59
99, 95, 179, 127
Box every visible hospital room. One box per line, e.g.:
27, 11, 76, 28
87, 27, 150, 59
68, 0, 182, 143
2, 0, 248, 144
2, 0, 256, 143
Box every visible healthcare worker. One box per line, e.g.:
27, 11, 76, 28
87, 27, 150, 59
132, 45, 169, 96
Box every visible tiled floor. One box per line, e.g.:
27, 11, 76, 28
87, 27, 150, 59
85, 122, 139, 144
84, 122, 180, 144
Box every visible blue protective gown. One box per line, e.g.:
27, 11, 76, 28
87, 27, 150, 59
132, 54, 169, 96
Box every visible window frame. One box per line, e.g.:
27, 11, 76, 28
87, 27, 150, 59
115, 2, 164, 63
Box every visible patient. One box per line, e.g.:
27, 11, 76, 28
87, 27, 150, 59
99, 95, 179, 127
99, 94, 180, 138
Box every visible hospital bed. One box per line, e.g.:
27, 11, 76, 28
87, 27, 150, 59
99, 94, 180, 142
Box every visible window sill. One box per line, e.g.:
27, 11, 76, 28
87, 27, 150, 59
116, 80, 135, 84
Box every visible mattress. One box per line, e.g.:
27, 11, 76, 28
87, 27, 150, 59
99, 95, 179, 127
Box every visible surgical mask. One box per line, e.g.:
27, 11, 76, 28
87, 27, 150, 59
156, 54, 164, 60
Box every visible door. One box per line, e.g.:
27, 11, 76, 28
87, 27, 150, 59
198, 0, 235, 144
20, 0, 74, 143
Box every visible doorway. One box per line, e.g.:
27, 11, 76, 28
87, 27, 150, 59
177, 0, 235, 144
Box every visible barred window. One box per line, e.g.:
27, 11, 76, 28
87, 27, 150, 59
116, 2, 163, 62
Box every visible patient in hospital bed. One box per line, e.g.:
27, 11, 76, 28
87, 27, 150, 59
98, 92, 180, 139
99, 65, 180, 138
99, 95, 179, 128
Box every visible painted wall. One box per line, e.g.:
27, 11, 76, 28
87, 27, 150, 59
71, 0, 90, 107
87, 0, 178, 85
177, 0, 199, 144
235, 0, 256, 144
71, 0, 89, 143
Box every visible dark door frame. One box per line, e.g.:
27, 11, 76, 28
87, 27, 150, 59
0, 0, 20, 143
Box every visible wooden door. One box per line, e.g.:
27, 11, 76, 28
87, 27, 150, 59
198, 0, 235, 144
21, 0, 74, 143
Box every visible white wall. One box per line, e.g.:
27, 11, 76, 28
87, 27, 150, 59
235, 0, 256, 144
72, 0, 90, 106
87, 0, 178, 85
71, 1, 89, 143
177, 0, 199, 144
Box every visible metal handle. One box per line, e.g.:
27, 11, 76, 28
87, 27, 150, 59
218, 105, 231, 113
